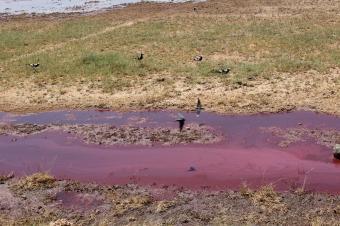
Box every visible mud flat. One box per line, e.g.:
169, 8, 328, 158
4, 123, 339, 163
0, 110, 339, 193
0, 123, 221, 145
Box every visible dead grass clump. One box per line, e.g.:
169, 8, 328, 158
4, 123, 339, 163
239, 183, 253, 197
240, 184, 286, 213
109, 192, 152, 215
49, 219, 74, 226
251, 185, 286, 213
15, 172, 56, 191
155, 200, 176, 213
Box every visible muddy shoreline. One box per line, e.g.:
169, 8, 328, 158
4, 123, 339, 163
0, 1, 182, 20
1, 173, 340, 225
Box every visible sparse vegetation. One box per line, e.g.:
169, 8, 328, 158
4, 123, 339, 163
12, 172, 56, 191
0, 173, 340, 225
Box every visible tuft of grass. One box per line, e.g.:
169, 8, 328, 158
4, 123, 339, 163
155, 200, 176, 213
240, 184, 285, 213
107, 191, 152, 215
49, 219, 74, 226
13, 172, 56, 191
80, 52, 134, 75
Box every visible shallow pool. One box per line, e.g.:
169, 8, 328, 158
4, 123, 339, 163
0, 110, 339, 192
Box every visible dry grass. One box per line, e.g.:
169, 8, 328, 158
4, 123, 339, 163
1, 173, 340, 225
251, 185, 286, 213
49, 219, 74, 226
12, 172, 56, 191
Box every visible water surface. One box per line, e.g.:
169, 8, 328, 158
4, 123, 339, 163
0, 0, 184, 15
0, 110, 339, 192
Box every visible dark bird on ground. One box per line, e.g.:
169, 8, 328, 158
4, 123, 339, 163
193, 7, 197, 12
195, 98, 204, 117
176, 113, 186, 132
137, 52, 144, 60
193, 55, 203, 61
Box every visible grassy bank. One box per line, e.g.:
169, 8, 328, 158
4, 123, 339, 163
0, 0, 339, 114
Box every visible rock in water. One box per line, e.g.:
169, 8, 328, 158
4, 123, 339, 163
334, 144, 340, 160
188, 166, 196, 172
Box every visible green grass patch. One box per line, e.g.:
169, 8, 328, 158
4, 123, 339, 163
2, 13, 340, 89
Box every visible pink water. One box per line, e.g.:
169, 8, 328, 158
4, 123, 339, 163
0, 110, 339, 193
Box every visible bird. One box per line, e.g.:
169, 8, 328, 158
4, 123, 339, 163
27, 63, 40, 72
214, 67, 230, 75
176, 113, 186, 132
195, 98, 204, 117
29, 63, 40, 68
137, 52, 144, 61
193, 55, 203, 61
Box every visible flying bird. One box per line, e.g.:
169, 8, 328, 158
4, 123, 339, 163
195, 98, 204, 117
137, 52, 144, 61
176, 113, 186, 132
193, 55, 203, 61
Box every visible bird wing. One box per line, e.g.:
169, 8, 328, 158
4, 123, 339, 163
177, 113, 185, 120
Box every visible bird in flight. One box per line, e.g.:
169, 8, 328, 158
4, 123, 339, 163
195, 98, 204, 117
176, 113, 186, 132
193, 55, 203, 61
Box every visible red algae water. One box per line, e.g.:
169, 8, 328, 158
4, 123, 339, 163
0, 110, 339, 192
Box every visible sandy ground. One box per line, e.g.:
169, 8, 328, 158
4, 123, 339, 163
0, 68, 339, 115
